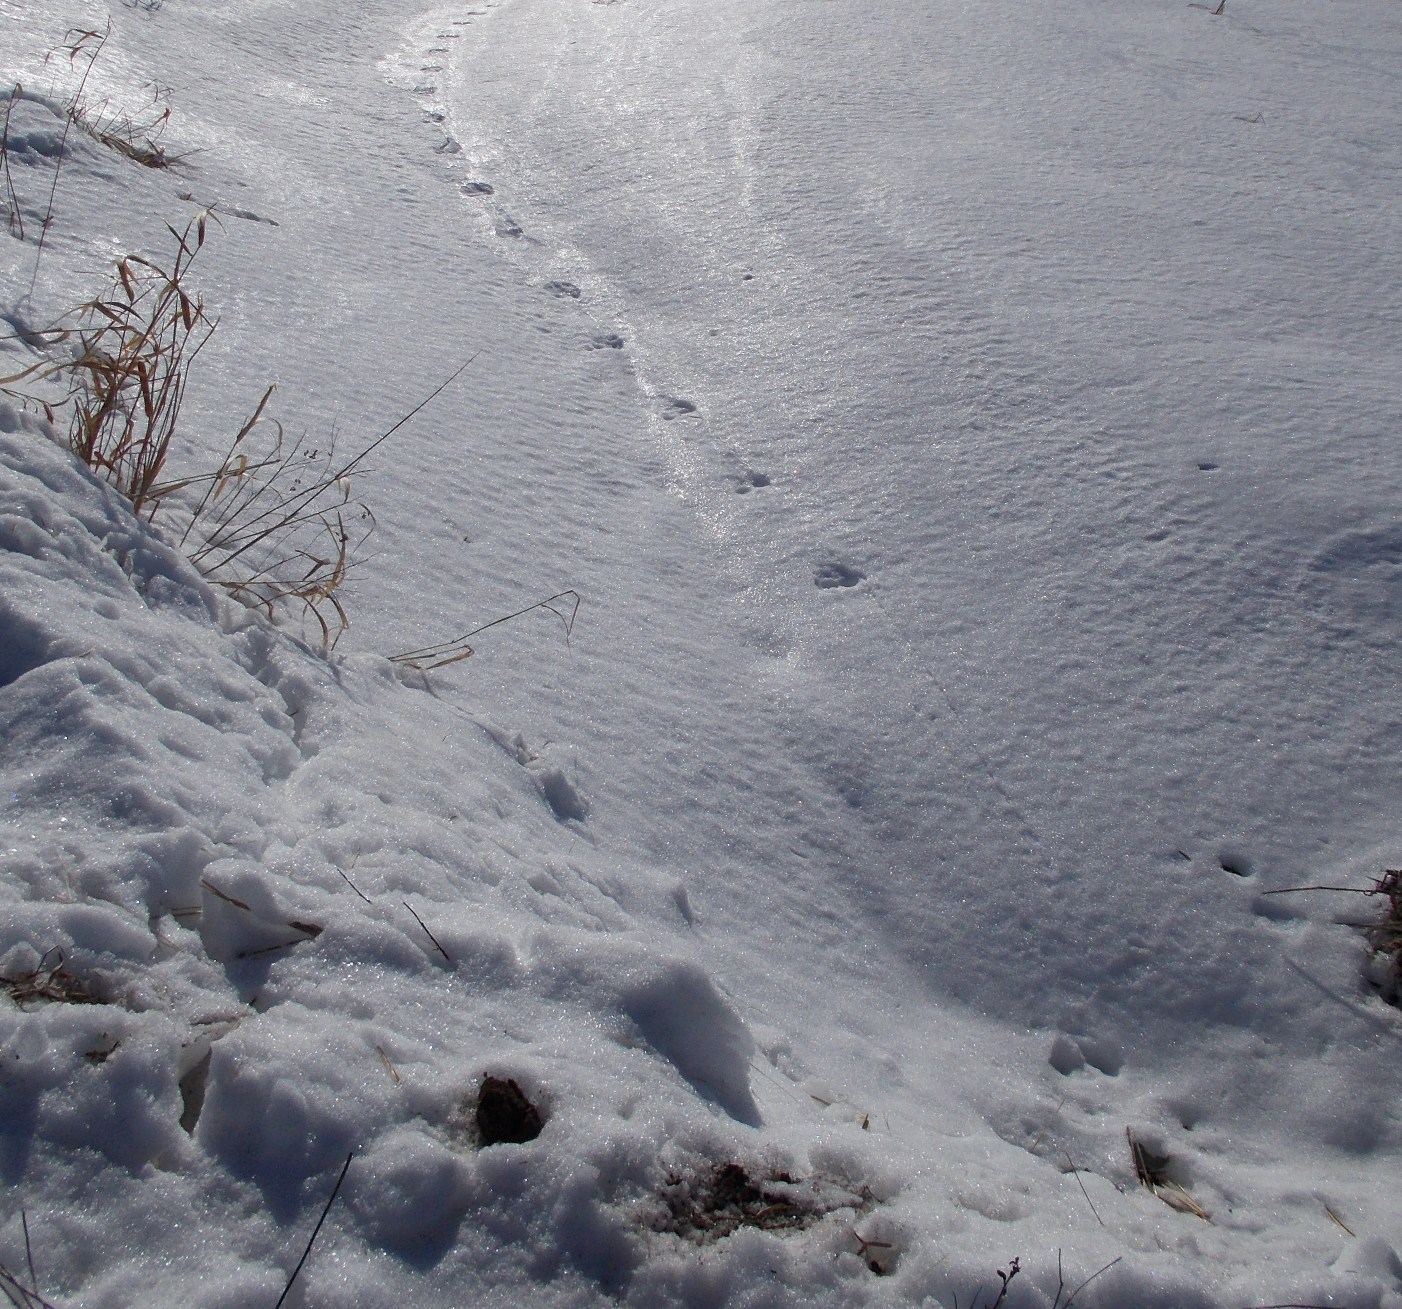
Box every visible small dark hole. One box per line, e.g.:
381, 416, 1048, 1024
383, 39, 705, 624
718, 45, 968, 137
476, 1075, 544, 1145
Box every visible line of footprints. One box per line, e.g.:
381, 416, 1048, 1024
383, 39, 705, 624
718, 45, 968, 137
411, 25, 864, 593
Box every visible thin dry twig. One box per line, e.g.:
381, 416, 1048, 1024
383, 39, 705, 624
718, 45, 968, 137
272, 1153, 352, 1309
336, 868, 372, 904
1063, 1153, 1106, 1228
1050, 1251, 1123, 1309
1262, 884, 1377, 896
403, 901, 452, 963
201, 878, 323, 958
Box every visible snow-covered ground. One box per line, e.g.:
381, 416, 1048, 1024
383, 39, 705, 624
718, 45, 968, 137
2, 0, 1401, 1304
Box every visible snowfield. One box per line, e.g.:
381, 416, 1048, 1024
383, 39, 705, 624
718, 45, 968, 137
2, 0, 1401, 1305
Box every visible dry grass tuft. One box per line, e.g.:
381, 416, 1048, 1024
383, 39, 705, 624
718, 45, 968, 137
2, 25, 474, 650
1, 213, 382, 646
173, 389, 370, 648
1, 949, 104, 1009
47, 24, 175, 170
10, 23, 180, 286
0, 211, 214, 511
66, 212, 214, 515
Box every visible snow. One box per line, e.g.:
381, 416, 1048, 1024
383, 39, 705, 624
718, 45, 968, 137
1, 0, 1401, 1305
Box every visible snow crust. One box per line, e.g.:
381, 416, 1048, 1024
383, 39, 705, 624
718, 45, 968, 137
1, 0, 1401, 1305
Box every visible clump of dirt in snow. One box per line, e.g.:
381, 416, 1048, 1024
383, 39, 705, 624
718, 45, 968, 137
644, 1160, 871, 1243
474, 1075, 546, 1145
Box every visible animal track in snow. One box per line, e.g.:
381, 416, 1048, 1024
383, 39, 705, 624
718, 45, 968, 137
814, 561, 865, 589
1217, 848, 1252, 878
659, 397, 697, 420
1048, 1033, 1123, 1076
487, 729, 588, 823
732, 470, 771, 494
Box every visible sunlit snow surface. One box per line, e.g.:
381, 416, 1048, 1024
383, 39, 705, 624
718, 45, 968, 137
2, 0, 1401, 1304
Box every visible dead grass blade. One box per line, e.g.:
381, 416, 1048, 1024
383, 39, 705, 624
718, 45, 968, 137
1127, 1127, 1209, 1220
2, 85, 24, 240
31, 24, 107, 287
391, 589, 581, 670
1050, 1251, 1123, 1309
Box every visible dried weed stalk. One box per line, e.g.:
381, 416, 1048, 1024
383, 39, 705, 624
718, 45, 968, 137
174, 392, 370, 648
1265, 868, 1402, 1003
1, 86, 25, 239
392, 590, 581, 671
69, 212, 214, 514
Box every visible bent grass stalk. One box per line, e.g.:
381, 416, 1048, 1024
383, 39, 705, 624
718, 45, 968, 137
391, 589, 582, 670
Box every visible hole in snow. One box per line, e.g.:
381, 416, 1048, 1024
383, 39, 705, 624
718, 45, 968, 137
474, 1075, 545, 1146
